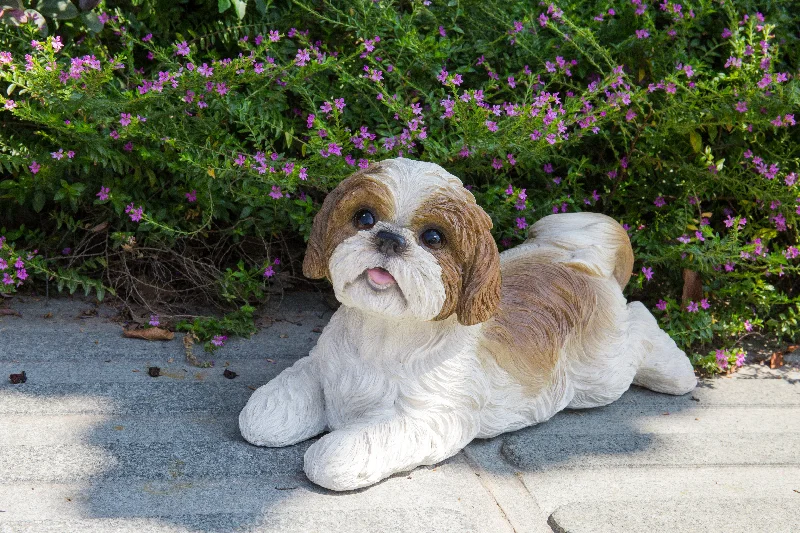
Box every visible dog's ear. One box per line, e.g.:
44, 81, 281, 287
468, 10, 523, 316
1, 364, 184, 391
302, 185, 346, 280
456, 214, 501, 326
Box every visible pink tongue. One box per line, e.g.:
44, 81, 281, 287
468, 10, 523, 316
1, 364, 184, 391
367, 267, 396, 285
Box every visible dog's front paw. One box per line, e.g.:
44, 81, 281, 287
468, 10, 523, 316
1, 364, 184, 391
303, 430, 378, 491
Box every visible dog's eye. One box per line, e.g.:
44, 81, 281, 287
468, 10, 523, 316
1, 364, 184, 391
354, 209, 376, 230
421, 228, 444, 250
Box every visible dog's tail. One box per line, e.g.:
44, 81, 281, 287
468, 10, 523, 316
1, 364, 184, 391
525, 213, 634, 289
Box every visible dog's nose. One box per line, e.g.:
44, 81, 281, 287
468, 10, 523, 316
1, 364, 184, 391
375, 230, 407, 256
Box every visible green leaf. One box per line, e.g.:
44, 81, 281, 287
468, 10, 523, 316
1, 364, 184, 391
32, 191, 46, 212
37, 0, 79, 19
254, 0, 267, 14
689, 131, 702, 153
81, 11, 103, 33
217, 0, 231, 12
231, 0, 247, 19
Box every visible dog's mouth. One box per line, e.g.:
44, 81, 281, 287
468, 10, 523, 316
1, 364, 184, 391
365, 267, 397, 291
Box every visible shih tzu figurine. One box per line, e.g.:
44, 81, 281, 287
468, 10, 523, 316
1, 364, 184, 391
240, 158, 696, 491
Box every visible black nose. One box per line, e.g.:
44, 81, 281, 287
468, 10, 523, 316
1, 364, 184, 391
375, 230, 407, 256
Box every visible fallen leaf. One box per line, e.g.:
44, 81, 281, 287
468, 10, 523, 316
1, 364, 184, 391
0, 309, 21, 317
113, 426, 124, 431
247, 385, 257, 391
123, 327, 175, 341
88, 221, 109, 233
76, 308, 97, 319
42, 312, 53, 319
148, 367, 161, 377
9, 371, 27, 384
661, 412, 670, 416
681, 269, 703, 304
770, 351, 784, 369
223, 369, 237, 379
279, 334, 288, 339
266, 358, 275, 364
312, 327, 323, 333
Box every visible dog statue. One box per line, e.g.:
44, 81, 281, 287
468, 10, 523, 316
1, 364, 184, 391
240, 158, 697, 491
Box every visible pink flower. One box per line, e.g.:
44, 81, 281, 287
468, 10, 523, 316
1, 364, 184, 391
721, 28, 732, 38
295, 48, 310, 66
334, 98, 345, 111
735, 101, 747, 113
269, 30, 280, 42
29, 161, 40, 174
485, 120, 498, 132
185, 190, 197, 203
642, 267, 653, 281
263, 265, 275, 278
744, 320, 752, 331
97, 186, 110, 201
110, 130, 119, 139
625, 109, 637, 121
175, 41, 190, 56
700, 298, 710, 310
635, 29, 650, 39
654, 196, 666, 207
125, 203, 144, 222
516, 217, 528, 230
211, 335, 227, 347
686, 301, 699, 312
269, 186, 283, 199
4, 100, 16, 110
656, 300, 668, 311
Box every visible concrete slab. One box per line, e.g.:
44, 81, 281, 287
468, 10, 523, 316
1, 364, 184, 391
2, 293, 798, 532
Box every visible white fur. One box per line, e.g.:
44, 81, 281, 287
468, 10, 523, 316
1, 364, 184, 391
239, 158, 697, 491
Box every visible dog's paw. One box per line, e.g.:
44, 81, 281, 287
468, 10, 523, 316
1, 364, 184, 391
303, 430, 378, 491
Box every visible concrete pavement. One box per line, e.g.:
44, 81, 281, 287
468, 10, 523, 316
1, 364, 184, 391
1, 293, 798, 532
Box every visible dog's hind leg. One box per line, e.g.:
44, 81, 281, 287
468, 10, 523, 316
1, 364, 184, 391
628, 302, 697, 395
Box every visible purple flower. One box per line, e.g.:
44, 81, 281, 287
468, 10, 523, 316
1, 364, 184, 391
97, 186, 110, 201
721, 28, 732, 38
51, 149, 64, 160
735, 101, 747, 113
0, 51, 12, 64
211, 335, 227, 347
320, 101, 333, 113
516, 217, 528, 230
269, 186, 282, 199
295, 48, 310, 66
635, 29, 650, 39
216, 82, 228, 96
29, 161, 40, 174
744, 320, 752, 332
654, 196, 666, 207
185, 190, 197, 203
485, 120, 498, 132
263, 265, 274, 278
439, 26, 446, 37
120, 113, 132, 126
125, 203, 144, 222
175, 41, 190, 56
4, 100, 16, 110
716, 350, 728, 370
656, 300, 667, 311
700, 298, 710, 310
197, 63, 213, 77
110, 130, 119, 139
269, 30, 280, 42
625, 109, 637, 121
686, 301, 699, 312
642, 267, 653, 281
299, 167, 308, 180
149, 315, 160, 327
334, 98, 345, 111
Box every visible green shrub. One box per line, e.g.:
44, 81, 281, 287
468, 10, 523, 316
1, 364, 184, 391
1, 0, 798, 372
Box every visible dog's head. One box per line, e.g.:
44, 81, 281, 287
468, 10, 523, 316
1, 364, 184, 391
303, 158, 501, 325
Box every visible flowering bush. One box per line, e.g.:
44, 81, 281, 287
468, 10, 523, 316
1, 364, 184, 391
1, 0, 798, 372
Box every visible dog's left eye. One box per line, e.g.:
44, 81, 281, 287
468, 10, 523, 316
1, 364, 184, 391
354, 209, 376, 230
420, 228, 444, 249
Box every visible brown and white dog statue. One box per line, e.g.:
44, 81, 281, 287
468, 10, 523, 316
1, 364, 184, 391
239, 157, 697, 491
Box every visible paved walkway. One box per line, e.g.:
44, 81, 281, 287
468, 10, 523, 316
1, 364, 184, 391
1, 293, 798, 532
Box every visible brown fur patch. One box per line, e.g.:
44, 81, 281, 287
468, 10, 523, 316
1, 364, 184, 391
479, 251, 599, 392
303, 165, 395, 279
411, 189, 501, 326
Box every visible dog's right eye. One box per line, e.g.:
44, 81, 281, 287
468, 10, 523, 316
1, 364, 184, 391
354, 209, 376, 230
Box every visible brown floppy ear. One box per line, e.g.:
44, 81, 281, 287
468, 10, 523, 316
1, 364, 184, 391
302, 185, 347, 280
456, 218, 501, 326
